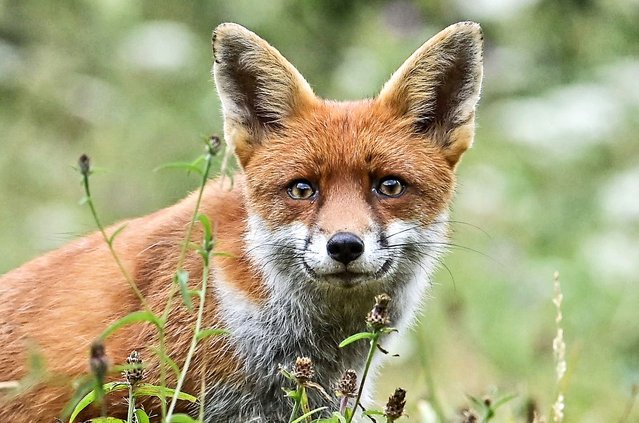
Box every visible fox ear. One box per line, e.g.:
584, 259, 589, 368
378, 22, 484, 167
212, 23, 316, 167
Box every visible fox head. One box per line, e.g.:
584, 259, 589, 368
212, 23, 483, 303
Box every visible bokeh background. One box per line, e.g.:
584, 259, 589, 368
1, 0, 638, 421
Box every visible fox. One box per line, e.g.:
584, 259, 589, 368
0, 22, 483, 422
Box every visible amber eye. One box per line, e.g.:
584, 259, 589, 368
287, 180, 316, 200
376, 177, 406, 198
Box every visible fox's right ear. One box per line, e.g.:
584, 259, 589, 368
212, 23, 316, 168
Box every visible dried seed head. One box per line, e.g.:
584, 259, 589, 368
208, 135, 222, 155
384, 387, 406, 421
90, 341, 108, 381
123, 350, 144, 385
78, 154, 91, 176
366, 293, 392, 329
292, 357, 315, 383
336, 369, 358, 398
460, 408, 479, 423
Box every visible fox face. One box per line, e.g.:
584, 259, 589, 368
213, 22, 482, 301
242, 104, 455, 294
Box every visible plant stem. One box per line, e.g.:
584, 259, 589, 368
346, 331, 381, 423
289, 386, 303, 423
417, 329, 447, 422
160, 146, 214, 324
81, 172, 151, 312
198, 360, 208, 422
127, 384, 135, 423
158, 143, 214, 420
158, 327, 167, 421
165, 241, 213, 420
300, 386, 310, 420
339, 396, 349, 415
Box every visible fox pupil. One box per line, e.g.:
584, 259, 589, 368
377, 177, 405, 197
288, 180, 315, 200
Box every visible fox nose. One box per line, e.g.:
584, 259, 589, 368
326, 232, 364, 265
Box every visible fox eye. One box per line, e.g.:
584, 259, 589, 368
287, 180, 316, 200
376, 177, 406, 198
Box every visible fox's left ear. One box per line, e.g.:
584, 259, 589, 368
378, 22, 484, 167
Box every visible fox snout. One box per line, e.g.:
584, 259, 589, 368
325, 232, 364, 265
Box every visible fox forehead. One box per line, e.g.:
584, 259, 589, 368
248, 100, 439, 170
242, 99, 456, 229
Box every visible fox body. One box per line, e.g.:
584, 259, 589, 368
0, 22, 483, 422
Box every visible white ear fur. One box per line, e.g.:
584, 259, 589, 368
212, 23, 316, 166
378, 22, 484, 166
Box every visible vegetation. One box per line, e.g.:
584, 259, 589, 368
1, 0, 638, 421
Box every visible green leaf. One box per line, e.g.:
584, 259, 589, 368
174, 270, 193, 311
279, 367, 295, 381
188, 289, 202, 299
197, 214, 213, 243
290, 407, 328, 423
338, 332, 375, 348
79, 195, 89, 205
168, 413, 199, 423
60, 376, 94, 421
363, 409, 385, 416
134, 409, 151, 423
492, 393, 518, 409
195, 328, 228, 341
134, 383, 198, 403
315, 413, 346, 423
100, 311, 161, 340
151, 346, 182, 378
107, 224, 127, 246
154, 162, 203, 175
211, 251, 234, 258
283, 388, 301, 400
68, 382, 128, 422
88, 418, 126, 423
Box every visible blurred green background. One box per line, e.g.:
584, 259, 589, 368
1, 0, 638, 421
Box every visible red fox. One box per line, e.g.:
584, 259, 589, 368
0, 22, 483, 422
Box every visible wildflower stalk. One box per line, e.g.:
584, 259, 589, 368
346, 330, 381, 423
417, 329, 447, 422
126, 384, 135, 423
165, 228, 214, 421
89, 341, 108, 417
619, 384, 638, 423
551, 271, 566, 423
160, 138, 217, 322
343, 294, 393, 423
78, 155, 150, 312
288, 385, 306, 423
336, 370, 357, 416
158, 137, 218, 420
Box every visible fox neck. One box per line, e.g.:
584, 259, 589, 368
207, 208, 449, 417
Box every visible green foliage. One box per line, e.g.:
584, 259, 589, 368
68, 381, 197, 423
99, 311, 161, 341
69, 382, 128, 423
2, 1, 638, 421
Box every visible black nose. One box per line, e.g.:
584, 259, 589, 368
326, 232, 364, 265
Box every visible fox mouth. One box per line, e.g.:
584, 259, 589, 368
303, 259, 393, 287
